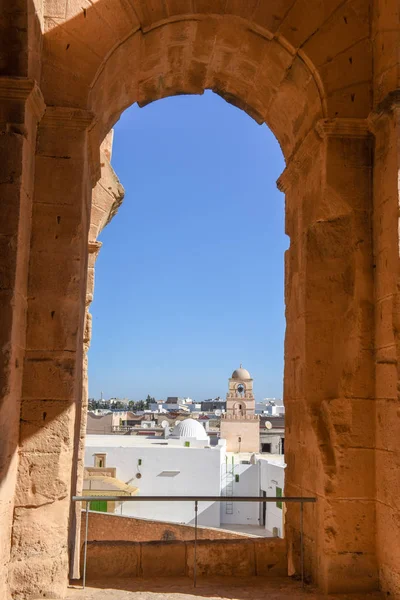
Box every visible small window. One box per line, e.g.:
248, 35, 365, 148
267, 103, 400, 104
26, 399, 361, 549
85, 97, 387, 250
276, 486, 282, 510
262, 443, 272, 453
94, 453, 106, 468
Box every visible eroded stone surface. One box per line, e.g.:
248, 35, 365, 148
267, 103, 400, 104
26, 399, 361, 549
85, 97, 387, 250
0, 1, 399, 598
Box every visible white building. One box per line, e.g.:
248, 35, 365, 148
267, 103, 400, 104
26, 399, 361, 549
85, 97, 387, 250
84, 416, 286, 536
84, 419, 225, 527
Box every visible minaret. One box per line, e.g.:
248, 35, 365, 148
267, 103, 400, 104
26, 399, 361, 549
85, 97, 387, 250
220, 365, 260, 453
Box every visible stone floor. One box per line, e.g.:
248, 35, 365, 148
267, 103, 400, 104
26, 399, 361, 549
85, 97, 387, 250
67, 577, 385, 600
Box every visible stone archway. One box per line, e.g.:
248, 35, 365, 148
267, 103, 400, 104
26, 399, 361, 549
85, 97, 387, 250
1, 1, 399, 599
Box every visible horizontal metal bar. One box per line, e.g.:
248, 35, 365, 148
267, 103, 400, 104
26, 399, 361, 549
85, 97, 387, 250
73, 495, 316, 503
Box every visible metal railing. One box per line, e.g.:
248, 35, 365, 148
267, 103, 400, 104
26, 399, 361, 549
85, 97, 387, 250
72, 495, 316, 589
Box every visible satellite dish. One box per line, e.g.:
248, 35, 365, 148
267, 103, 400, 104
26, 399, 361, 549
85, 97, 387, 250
161, 420, 169, 429
175, 420, 180, 426
214, 409, 222, 417
265, 421, 272, 430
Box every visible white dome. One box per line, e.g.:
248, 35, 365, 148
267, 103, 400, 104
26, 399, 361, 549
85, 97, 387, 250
232, 366, 251, 380
172, 418, 208, 441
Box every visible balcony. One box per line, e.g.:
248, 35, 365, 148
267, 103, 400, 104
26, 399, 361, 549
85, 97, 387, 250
69, 495, 384, 600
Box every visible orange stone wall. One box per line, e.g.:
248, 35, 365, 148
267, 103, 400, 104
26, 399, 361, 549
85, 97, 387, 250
82, 510, 249, 543
0, 1, 399, 599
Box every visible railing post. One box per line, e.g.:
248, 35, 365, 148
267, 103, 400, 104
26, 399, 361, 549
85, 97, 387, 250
82, 501, 89, 589
193, 500, 198, 588
300, 501, 304, 588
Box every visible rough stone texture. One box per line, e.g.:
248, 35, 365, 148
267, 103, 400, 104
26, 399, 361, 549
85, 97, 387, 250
0, 1, 399, 598
80, 538, 287, 580
0, 77, 45, 600
70, 131, 125, 580
81, 511, 248, 544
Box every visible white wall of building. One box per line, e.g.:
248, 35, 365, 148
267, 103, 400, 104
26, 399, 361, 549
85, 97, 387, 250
220, 455, 260, 526
259, 457, 285, 536
84, 435, 224, 527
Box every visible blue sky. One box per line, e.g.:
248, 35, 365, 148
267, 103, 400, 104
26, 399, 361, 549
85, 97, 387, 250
88, 91, 287, 402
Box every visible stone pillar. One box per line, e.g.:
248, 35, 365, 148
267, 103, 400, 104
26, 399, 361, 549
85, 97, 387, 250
279, 119, 376, 593
8, 107, 95, 600
69, 240, 101, 580
0, 77, 45, 600
370, 94, 400, 596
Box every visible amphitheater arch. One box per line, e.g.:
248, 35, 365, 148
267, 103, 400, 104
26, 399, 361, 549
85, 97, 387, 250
1, 1, 399, 598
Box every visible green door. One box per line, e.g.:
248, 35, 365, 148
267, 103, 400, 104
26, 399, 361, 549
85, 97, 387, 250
90, 500, 107, 512
276, 487, 283, 510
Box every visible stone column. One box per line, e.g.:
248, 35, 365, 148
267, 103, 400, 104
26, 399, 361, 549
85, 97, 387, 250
279, 119, 376, 593
369, 94, 400, 596
0, 77, 45, 600
8, 107, 96, 600
69, 240, 101, 580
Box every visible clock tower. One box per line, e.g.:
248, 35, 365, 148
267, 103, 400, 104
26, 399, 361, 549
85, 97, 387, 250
220, 365, 260, 453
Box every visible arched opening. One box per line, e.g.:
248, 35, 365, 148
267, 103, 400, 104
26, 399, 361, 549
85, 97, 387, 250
84, 90, 287, 537
5, 2, 391, 598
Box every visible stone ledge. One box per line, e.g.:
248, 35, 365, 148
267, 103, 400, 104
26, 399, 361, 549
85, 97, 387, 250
0, 76, 45, 120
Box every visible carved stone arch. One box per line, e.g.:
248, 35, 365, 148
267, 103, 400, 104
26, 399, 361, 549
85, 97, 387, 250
2, 1, 399, 598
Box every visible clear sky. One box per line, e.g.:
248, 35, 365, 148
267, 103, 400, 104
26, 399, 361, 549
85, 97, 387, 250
88, 91, 288, 402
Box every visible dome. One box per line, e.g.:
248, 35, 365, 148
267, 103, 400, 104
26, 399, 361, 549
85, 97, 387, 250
172, 418, 209, 441
231, 365, 251, 380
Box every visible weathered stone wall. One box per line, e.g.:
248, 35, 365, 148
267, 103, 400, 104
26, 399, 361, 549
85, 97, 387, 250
0, 3, 45, 595
70, 132, 124, 580
280, 122, 377, 593
0, 1, 399, 598
81, 511, 251, 543
82, 537, 287, 580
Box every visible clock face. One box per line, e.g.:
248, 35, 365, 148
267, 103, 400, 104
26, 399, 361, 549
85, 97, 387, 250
237, 384, 245, 395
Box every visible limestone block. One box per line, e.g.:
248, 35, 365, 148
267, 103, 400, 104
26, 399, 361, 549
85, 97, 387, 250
252, 0, 296, 34
277, 0, 343, 49
30, 201, 84, 254
254, 539, 287, 576
0, 235, 17, 291
9, 553, 69, 600
376, 505, 400, 588
28, 250, 82, 299
14, 450, 71, 507
323, 499, 376, 554
192, 18, 218, 64
133, 0, 168, 27
22, 351, 77, 400
193, 0, 226, 15
11, 502, 71, 559
83, 542, 140, 578
186, 539, 255, 577
167, 0, 194, 18
376, 399, 400, 449
26, 296, 81, 351
327, 81, 372, 119
321, 552, 378, 593
141, 541, 186, 577
303, 0, 370, 69
34, 157, 87, 205
375, 449, 400, 511
332, 448, 375, 499
19, 399, 75, 454
225, 0, 259, 19
373, 30, 400, 104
